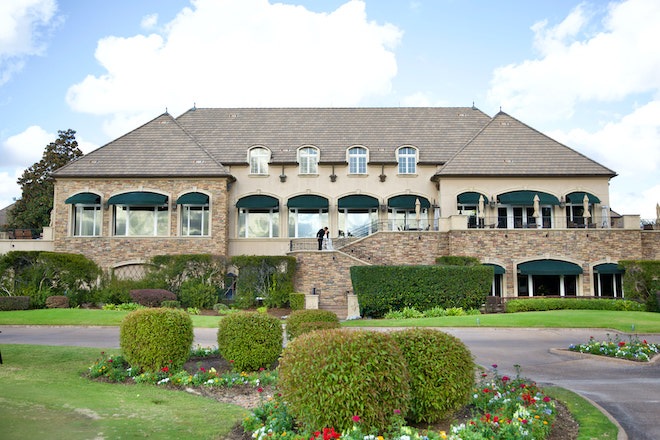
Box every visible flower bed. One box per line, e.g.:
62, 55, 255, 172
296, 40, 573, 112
241, 365, 556, 440
88, 346, 277, 388
569, 334, 660, 361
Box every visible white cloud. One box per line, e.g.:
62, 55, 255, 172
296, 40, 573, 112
400, 91, 449, 107
550, 100, 660, 219
487, 0, 660, 123
141, 13, 159, 30
1, 125, 55, 167
0, 0, 59, 85
66, 0, 402, 138
0, 168, 23, 210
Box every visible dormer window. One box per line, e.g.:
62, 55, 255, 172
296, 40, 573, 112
298, 146, 319, 175
249, 147, 270, 175
348, 146, 367, 174
397, 147, 417, 174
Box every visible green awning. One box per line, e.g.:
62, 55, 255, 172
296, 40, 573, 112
236, 195, 279, 209
518, 260, 583, 275
457, 192, 488, 205
567, 192, 601, 204
107, 192, 168, 206
338, 195, 379, 209
287, 195, 328, 209
498, 191, 560, 206
483, 263, 505, 275
594, 263, 625, 274
176, 192, 209, 205
388, 195, 431, 209
65, 192, 100, 204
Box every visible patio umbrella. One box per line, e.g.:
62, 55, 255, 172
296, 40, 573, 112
478, 195, 485, 228
601, 205, 610, 228
532, 194, 541, 228
656, 203, 660, 229
583, 194, 591, 225
415, 198, 421, 229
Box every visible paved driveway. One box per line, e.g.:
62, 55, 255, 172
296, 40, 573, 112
2, 325, 659, 440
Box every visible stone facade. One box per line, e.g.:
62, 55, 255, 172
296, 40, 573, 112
52, 177, 230, 269
292, 228, 657, 316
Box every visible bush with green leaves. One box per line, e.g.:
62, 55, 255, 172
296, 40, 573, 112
350, 265, 492, 318
45, 295, 69, 308
129, 289, 176, 307
619, 260, 660, 312
289, 292, 305, 311
435, 256, 480, 266
0, 251, 100, 307
285, 309, 340, 340
505, 297, 645, 313
278, 329, 410, 432
391, 328, 474, 423
119, 308, 193, 372
177, 280, 217, 309
230, 256, 296, 308
161, 300, 181, 309
217, 312, 283, 371
295, 320, 340, 337
0, 296, 30, 311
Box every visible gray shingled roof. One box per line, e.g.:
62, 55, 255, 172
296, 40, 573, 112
435, 112, 617, 177
52, 108, 616, 179
53, 113, 230, 177
175, 107, 492, 164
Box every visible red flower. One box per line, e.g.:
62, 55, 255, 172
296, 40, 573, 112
257, 388, 264, 393
352, 415, 360, 423
108, 359, 113, 363
492, 364, 498, 368
543, 396, 551, 402
618, 342, 626, 346
161, 366, 169, 372
230, 360, 234, 363
501, 376, 510, 382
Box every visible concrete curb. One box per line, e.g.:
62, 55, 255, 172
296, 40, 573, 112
568, 390, 628, 440
550, 347, 660, 365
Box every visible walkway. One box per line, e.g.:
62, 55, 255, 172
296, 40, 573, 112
2, 325, 659, 440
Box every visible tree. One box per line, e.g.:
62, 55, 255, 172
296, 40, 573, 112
8, 129, 82, 230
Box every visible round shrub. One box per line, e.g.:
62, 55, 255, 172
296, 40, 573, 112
296, 320, 340, 336
45, 295, 69, 308
286, 309, 339, 339
217, 312, 283, 371
119, 308, 193, 372
278, 329, 410, 432
391, 328, 474, 423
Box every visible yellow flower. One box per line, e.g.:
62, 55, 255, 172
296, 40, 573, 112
534, 415, 540, 419
440, 433, 447, 440
378, 436, 384, 440
543, 421, 548, 425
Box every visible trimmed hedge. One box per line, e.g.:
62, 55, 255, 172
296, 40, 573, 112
161, 300, 181, 309
0, 296, 30, 311
278, 329, 410, 432
296, 320, 341, 337
216, 312, 283, 371
289, 292, 305, 311
45, 295, 69, 308
286, 309, 340, 340
505, 297, 645, 313
391, 328, 474, 423
119, 308, 193, 372
351, 265, 492, 318
435, 256, 480, 266
129, 289, 177, 307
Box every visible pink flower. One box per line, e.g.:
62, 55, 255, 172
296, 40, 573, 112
229, 360, 234, 363
501, 376, 510, 382
257, 388, 264, 393
352, 415, 360, 423
108, 359, 113, 363
543, 396, 551, 402
492, 364, 498, 368
394, 409, 401, 414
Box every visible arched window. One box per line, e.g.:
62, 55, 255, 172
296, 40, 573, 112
397, 147, 417, 174
236, 195, 279, 238
299, 147, 319, 175
65, 192, 101, 236
108, 191, 169, 236
348, 147, 367, 174
249, 147, 270, 175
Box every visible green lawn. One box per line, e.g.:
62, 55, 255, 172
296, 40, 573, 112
2, 309, 660, 332
0, 308, 223, 327
342, 310, 660, 333
544, 387, 618, 440
0, 344, 245, 440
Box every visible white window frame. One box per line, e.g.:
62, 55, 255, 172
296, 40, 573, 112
72, 204, 101, 236
397, 147, 417, 174
249, 147, 270, 175
181, 204, 209, 236
298, 146, 319, 175
238, 208, 279, 238
348, 147, 367, 174
113, 205, 169, 236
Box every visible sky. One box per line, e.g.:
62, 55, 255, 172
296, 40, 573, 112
1, 0, 659, 219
